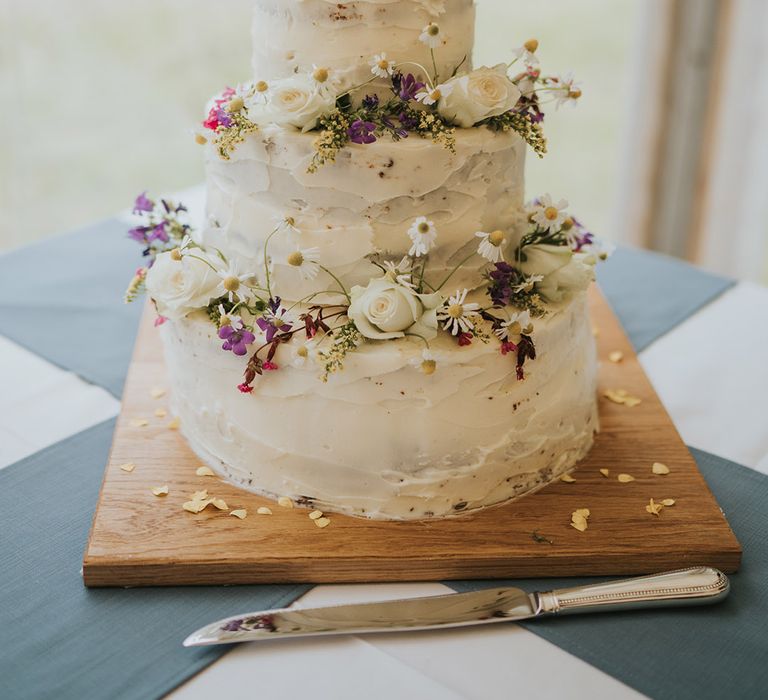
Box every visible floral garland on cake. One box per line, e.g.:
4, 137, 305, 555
195, 34, 580, 170
124, 192, 611, 393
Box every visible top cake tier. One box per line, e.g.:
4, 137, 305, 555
252, 0, 475, 87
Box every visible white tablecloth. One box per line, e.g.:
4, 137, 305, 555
3, 232, 766, 699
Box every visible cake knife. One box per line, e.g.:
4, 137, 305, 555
184, 566, 729, 647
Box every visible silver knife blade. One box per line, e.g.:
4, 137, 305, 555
183, 587, 536, 647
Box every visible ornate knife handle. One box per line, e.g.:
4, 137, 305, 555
534, 567, 730, 615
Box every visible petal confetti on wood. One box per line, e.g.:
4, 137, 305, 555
314, 517, 331, 529
211, 498, 228, 511
308, 510, 324, 520
599, 468, 610, 478
603, 389, 642, 407
230, 509, 248, 519
560, 474, 576, 483
256, 506, 273, 515
645, 498, 663, 516
608, 350, 624, 363
277, 496, 293, 508
150, 387, 166, 399
190, 490, 208, 501
129, 418, 149, 428
617, 473, 635, 483
151, 485, 169, 497
182, 500, 209, 514
154, 407, 168, 418
652, 462, 670, 475
660, 498, 676, 506
119, 462, 136, 473
570, 508, 591, 532
166, 416, 181, 430
195, 466, 216, 477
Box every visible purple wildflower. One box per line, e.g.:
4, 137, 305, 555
381, 115, 407, 139
397, 73, 425, 102
362, 94, 379, 111
256, 298, 292, 342
219, 322, 256, 356
127, 226, 149, 243
348, 119, 377, 145
147, 221, 169, 243
398, 111, 419, 131
133, 191, 154, 214
221, 619, 244, 632
487, 262, 517, 307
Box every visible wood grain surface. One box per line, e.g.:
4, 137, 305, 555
82, 288, 741, 587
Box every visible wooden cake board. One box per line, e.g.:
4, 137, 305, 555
83, 288, 741, 587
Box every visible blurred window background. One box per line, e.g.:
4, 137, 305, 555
1, 0, 766, 282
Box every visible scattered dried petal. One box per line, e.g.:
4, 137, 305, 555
573, 508, 590, 518
152, 485, 169, 497
608, 350, 624, 363
256, 506, 273, 515
570, 508, 590, 532
154, 407, 168, 418
660, 498, 676, 506
617, 473, 635, 483
183, 500, 208, 514
211, 498, 228, 511
191, 490, 209, 501
652, 462, 670, 475
603, 389, 642, 407
196, 466, 216, 477
314, 517, 331, 528
150, 387, 166, 399
559, 473, 576, 483
599, 468, 610, 478
167, 416, 181, 430
645, 498, 663, 516
129, 418, 149, 428
119, 462, 136, 473
308, 509, 324, 520
230, 509, 248, 519
277, 496, 293, 508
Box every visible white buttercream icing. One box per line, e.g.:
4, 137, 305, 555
200, 125, 526, 303
160, 293, 599, 520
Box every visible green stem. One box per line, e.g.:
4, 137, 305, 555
430, 48, 439, 84
262, 224, 282, 299
319, 265, 351, 303
404, 332, 430, 348
434, 252, 477, 291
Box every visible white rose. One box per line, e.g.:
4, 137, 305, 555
519, 244, 595, 304
348, 278, 443, 340
437, 64, 521, 128
145, 251, 222, 320
247, 75, 335, 132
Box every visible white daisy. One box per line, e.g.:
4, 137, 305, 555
217, 303, 241, 328
550, 73, 582, 108
382, 256, 416, 288
286, 246, 321, 280
415, 81, 453, 106
437, 289, 481, 335
370, 53, 395, 79
511, 39, 540, 67
512, 274, 543, 293
311, 65, 332, 85
291, 339, 318, 368
419, 23, 442, 49
407, 217, 438, 257
213, 259, 257, 302
410, 348, 437, 375
531, 194, 569, 234
475, 229, 506, 263
495, 310, 534, 343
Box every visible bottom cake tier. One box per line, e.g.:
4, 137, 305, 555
159, 292, 599, 520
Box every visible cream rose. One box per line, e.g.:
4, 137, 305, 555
348, 278, 443, 340
437, 64, 521, 127
247, 75, 335, 132
145, 251, 222, 320
519, 244, 595, 304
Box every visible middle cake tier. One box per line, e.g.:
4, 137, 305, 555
200, 125, 526, 302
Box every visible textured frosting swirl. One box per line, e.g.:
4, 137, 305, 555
160, 292, 599, 520
200, 125, 526, 303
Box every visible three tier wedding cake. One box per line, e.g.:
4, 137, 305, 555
125, 0, 609, 520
